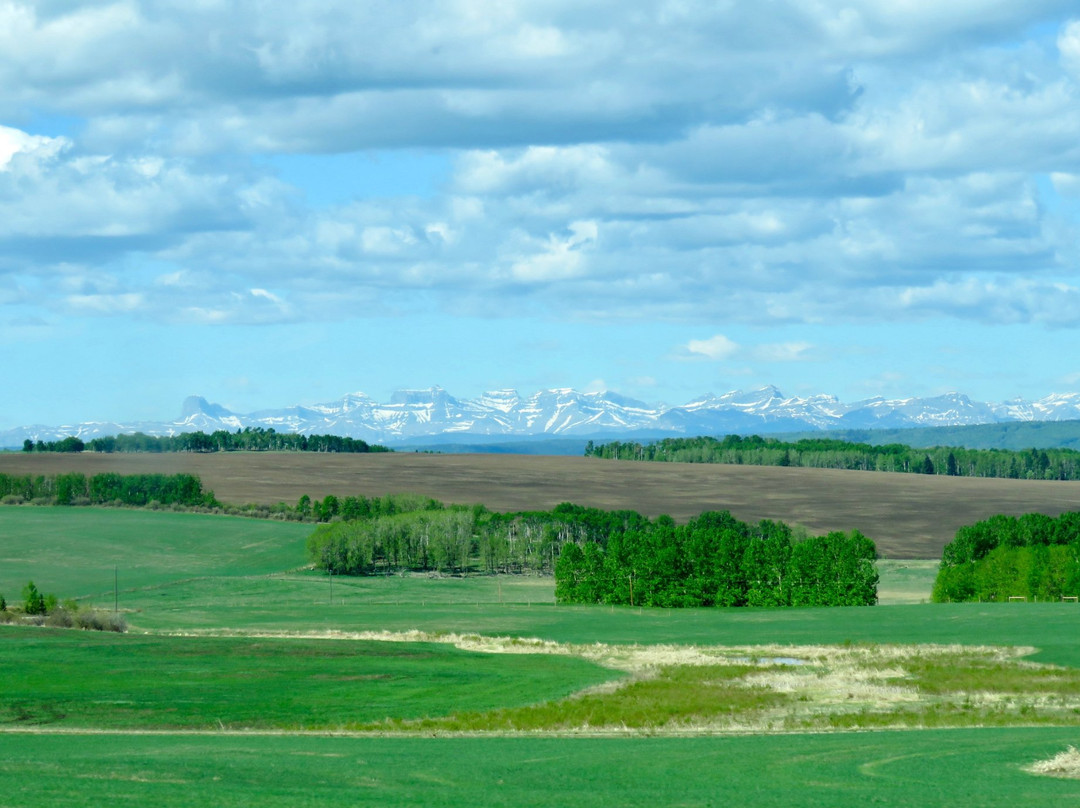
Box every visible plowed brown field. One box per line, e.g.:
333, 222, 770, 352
4, 452, 1080, 558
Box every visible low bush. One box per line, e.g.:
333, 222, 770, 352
74, 609, 128, 632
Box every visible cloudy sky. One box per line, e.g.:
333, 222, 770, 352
3, 0, 1080, 428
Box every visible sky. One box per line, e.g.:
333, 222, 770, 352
3, 1, 1080, 428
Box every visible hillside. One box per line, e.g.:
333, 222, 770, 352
778, 419, 1080, 451
3, 452, 1080, 559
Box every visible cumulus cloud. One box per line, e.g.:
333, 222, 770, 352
1, 2, 1080, 331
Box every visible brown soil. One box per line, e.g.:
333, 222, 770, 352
4, 452, 1080, 559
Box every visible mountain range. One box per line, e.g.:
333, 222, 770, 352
5, 385, 1080, 448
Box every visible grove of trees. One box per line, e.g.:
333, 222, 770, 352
554, 512, 878, 608
932, 511, 1080, 602
307, 498, 879, 608
585, 434, 1080, 481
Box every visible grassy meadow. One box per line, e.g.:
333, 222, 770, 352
0, 628, 618, 730
4, 493, 1080, 804
0, 507, 310, 598
4, 730, 1080, 807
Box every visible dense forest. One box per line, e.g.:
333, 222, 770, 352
932, 511, 1080, 602
585, 434, 1080, 480
307, 499, 879, 608
21, 427, 390, 454
0, 472, 217, 507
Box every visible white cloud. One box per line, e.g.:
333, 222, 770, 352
509, 220, 597, 283
1060, 19, 1080, 77
685, 335, 740, 360
0, 125, 67, 169
683, 335, 817, 363
1, 3, 1080, 332
1051, 171, 1080, 196
895, 277, 1080, 326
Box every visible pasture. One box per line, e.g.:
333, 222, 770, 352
3, 467, 1080, 805
4, 730, 1080, 807
0, 628, 617, 730
4, 451, 1080, 557
0, 507, 310, 599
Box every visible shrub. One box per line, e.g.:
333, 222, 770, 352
45, 609, 75, 628
74, 610, 127, 632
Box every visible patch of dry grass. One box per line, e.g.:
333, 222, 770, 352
184, 629, 1080, 735
1026, 746, 1080, 779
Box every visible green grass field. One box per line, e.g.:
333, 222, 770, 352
0, 507, 310, 599
5, 506, 1080, 805
0, 627, 617, 730
3, 730, 1080, 807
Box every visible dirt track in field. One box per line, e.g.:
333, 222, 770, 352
5, 452, 1080, 559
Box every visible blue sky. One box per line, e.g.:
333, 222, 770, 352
3, 1, 1080, 427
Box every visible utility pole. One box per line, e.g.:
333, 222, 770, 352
114, 566, 118, 613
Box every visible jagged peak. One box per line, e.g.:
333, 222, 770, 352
8, 385, 1080, 447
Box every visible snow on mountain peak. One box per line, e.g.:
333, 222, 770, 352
7, 386, 1080, 447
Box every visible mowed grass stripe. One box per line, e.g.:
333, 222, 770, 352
2, 729, 1080, 807
0, 626, 619, 730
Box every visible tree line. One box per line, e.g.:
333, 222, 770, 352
21, 427, 390, 454
932, 511, 1080, 603
306, 499, 879, 608
585, 434, 1080, 481
0, 472, 217, 508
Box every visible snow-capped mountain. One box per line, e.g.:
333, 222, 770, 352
5, 386, 1080, 447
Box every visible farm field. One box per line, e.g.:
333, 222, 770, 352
1, 509, 1077, 664
4, 451, 1080, 557
4, 488, 1080, 803
117, 579, 1080, 666
3, 729, 1080, 807
0, 628, 617, 730
0, 507, 310, 598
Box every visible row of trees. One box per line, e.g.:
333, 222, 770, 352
0, 472, 217, 508
22, 427, 390, 454
306, 499, 879, 608
932, 512, 1080, 602
585, 435, 1080, 481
